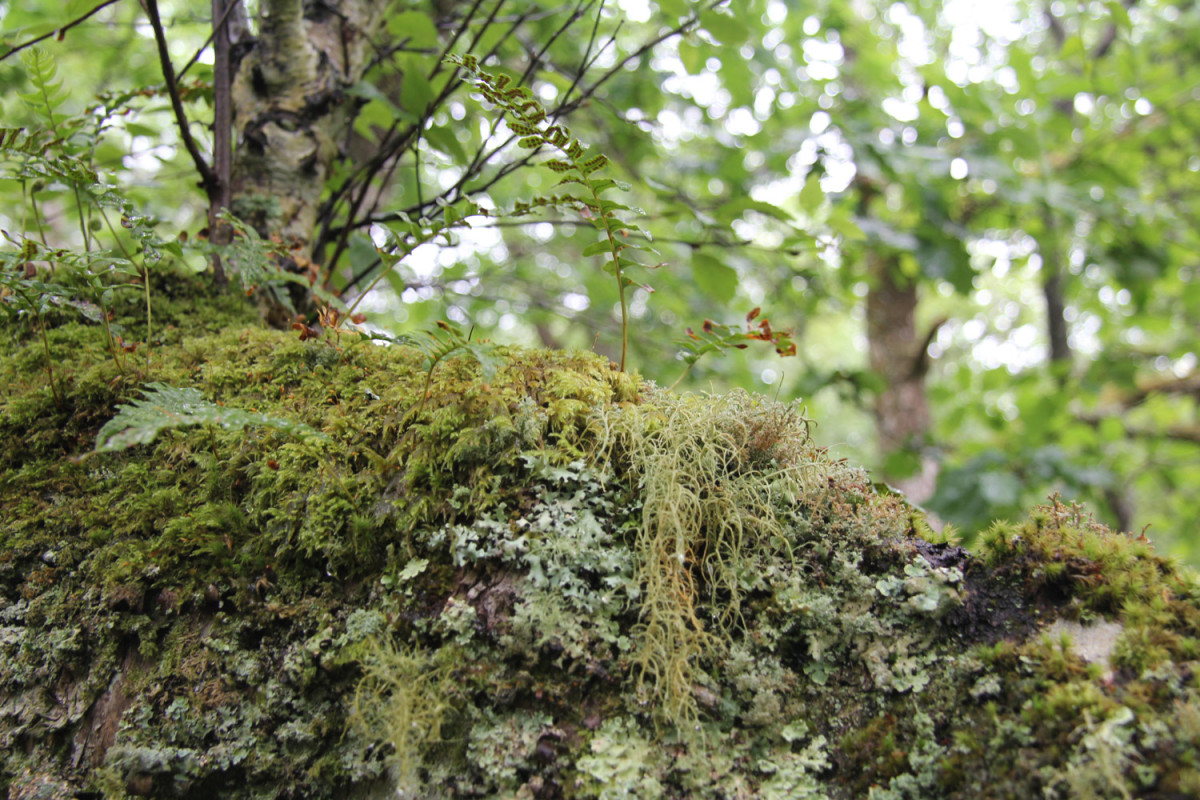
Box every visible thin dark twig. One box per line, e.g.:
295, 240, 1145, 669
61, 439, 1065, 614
177, 0, 240, 81
143, 0, 218, 196
317, 0, 501, 247
560, 0, 604, 107
517, 0, 591, 87
321, 0, 495, 229
359, 7, 704, 228
328, 0, 716, 287
208, 0, 234, 286
413, 140, 424, 210
0, 0, 122, 62
353, 0, 528, 236
423, 3, 538, 205
323, 0, 512, 270
429, 0, 490, 82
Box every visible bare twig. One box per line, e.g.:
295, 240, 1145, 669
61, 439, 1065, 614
143, 0, 218, 198
208, 0, 234, 286
177, 0, 241, 81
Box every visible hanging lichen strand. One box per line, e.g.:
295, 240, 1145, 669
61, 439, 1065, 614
2, 295, 1200, 797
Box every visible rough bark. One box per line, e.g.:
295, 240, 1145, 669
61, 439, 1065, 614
229, 0, 384, 255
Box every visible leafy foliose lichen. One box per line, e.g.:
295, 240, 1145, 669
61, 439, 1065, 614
2, 309, 1199, 799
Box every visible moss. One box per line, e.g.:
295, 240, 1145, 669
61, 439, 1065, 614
3, 305, 1200, 798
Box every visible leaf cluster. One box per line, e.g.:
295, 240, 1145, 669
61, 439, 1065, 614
670, 307, 797, 389
449, 54, 660, 371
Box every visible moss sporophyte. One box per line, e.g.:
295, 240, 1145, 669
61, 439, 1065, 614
2, 299, 1200, 797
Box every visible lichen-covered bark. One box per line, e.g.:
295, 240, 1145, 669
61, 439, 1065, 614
2, 290, 1199, 798
229, 0, 383, 253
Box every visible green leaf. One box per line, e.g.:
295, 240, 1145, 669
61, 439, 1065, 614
387, 11, 440, 49
798, 174, 824, 213
1104, 1, 1131, 32
1058, 35, 1085, 61
657, 0, 690, 16
400, 68, 436, 115
582, 239, 615, 257
679, 40, 707, 75
699, 8, 751, 45
716, 198, 794, 224
424, 125, 468, 164
692, 253, 738, 300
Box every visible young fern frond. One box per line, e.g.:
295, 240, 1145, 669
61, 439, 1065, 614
359, 320, 499, 412
671, 308, 798, 390
215, 211, 348, 315
19, 48, 69, 137
95, 382, 329, 453
449, 54, 659, 372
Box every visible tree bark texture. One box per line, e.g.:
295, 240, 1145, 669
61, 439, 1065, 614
230, 0, 384, 255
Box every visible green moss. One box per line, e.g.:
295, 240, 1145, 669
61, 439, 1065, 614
3, 305, 1200, 798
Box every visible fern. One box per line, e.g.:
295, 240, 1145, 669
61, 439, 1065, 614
449, 54, 659, 372
215, 211, 348, 314
19, 48, 70, 137
360, 320, 500, 409
342, 200, 483, 320
670, 308, 798, 390
95, 382, 329, 453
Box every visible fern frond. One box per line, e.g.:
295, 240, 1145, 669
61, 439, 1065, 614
359, 320, 501, 403
95, 383, 329, 453
19, 48, 69, 134
216, 211, 346, 312
448, 54, 652, 370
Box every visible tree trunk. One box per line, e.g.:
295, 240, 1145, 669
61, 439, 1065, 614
229, 0, 383, 257
866, 251, 938, 504
1040, 207, 1071, 364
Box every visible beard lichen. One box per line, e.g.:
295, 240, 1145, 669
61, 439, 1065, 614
3, 305, 1200, 798
347, 638, 462, 795
595, 391, 825, 732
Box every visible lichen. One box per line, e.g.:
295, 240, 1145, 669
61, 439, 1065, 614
2, 299, 1200, 798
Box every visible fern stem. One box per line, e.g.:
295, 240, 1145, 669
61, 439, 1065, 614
667, 363, 693, 392
99, 207, 151, 371
37, 318, 63, 410
576, 166, 628, 371
13, 283, 64, 411
28, 193, 50, 248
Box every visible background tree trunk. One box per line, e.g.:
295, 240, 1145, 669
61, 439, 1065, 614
867, 251, 939, 504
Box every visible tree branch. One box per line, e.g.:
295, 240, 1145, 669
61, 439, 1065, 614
207, 0, 236, 287
177, 0, 243, 81
0, 0, 122, 62
143, 0, 218, 198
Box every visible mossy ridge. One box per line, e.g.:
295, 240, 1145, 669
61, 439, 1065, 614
2, 314, 1200, 797
0, 312, 649, 796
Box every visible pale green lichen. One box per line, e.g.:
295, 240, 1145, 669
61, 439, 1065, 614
3, 295, 1200, 798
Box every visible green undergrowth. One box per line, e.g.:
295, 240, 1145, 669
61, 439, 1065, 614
2, 298, 1199, 798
